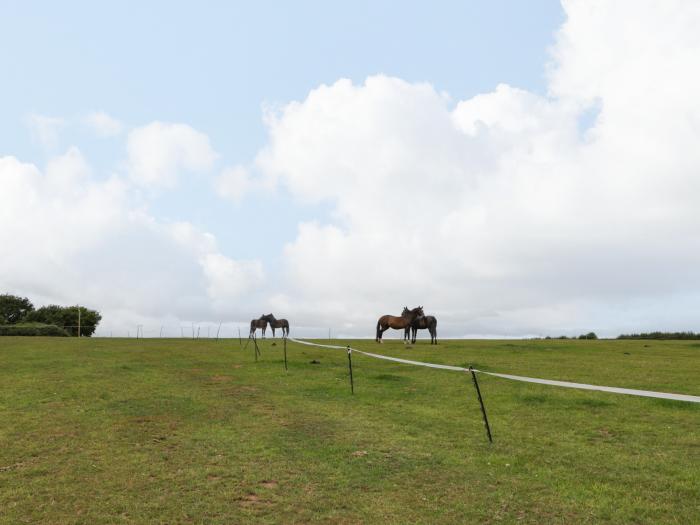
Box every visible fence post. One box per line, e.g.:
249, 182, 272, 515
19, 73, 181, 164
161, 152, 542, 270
347, 346, 354, 394
469, 366, 493, 443
253, 334, 260, 362
283, 336, 288, 371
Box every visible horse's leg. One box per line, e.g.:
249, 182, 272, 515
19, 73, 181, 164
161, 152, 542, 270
377, 322, 388, 343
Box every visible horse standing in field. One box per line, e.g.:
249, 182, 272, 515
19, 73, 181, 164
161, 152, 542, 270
249, 315, 268, 339
376, 306, 424, 343
406, 315, 438, 345
264, 313, 289, 338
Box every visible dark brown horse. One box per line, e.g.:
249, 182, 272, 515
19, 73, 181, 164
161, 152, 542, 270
406, 315, 438, 344
376, 306, 424, 343
263, 313, 289, 337
249, 315, 268, 338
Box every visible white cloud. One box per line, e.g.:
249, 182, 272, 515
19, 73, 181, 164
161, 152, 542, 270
0, 149, 264, 330
25, 113, 65, 150
126, 122, 218, 188
201, 253, 264, 302
250, 1, 700, 337
215, 165, 253, 202
83, 111, 123, 137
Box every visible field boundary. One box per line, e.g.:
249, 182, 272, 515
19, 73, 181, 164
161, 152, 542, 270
287, 337, 700, 403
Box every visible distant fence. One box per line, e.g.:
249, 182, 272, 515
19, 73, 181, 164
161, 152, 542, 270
70, 324, 341, 340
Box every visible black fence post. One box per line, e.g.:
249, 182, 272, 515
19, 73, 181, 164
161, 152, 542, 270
347, 346, 354, 394
283, 336, 288, 371
469, 366, 493, 443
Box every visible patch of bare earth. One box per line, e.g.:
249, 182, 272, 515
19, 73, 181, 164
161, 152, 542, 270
209, 375, 232, 382
238, 493, 271, 508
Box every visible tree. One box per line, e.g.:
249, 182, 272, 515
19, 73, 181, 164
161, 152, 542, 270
25, 305, 64, 326
578, 332, 598, 340
26, 305, 102, 336
0, 294, 34, 324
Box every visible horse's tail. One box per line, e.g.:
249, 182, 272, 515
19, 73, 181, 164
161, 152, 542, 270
376, 320, 381, 341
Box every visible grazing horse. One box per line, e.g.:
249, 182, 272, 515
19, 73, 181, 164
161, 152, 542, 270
376, 306, 424, 343
249, 315, 268, 338
263, 313, 290, 337
406, 315, 438, 345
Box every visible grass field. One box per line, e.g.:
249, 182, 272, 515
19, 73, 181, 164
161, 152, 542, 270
1, 336, 698, 524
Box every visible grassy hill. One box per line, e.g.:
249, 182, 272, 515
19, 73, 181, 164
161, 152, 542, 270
0, 337, 698, 524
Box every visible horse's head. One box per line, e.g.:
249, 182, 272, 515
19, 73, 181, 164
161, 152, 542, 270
410, 306, 425, 320
401, 306, 410, 317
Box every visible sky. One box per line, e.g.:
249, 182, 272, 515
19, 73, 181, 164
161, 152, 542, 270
2, 0, 700, 339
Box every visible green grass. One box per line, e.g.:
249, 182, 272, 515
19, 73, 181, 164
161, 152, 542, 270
1, 337, 698, 524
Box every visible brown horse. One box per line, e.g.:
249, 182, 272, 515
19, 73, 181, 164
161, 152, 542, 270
406, 315, 438, 345
263, 313, 289, 337
249, 315, 268, 338
376, 306, 424, 343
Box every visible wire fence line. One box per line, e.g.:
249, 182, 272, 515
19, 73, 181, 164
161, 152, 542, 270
287, 337, 700, 404
65, 324, 338, 340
